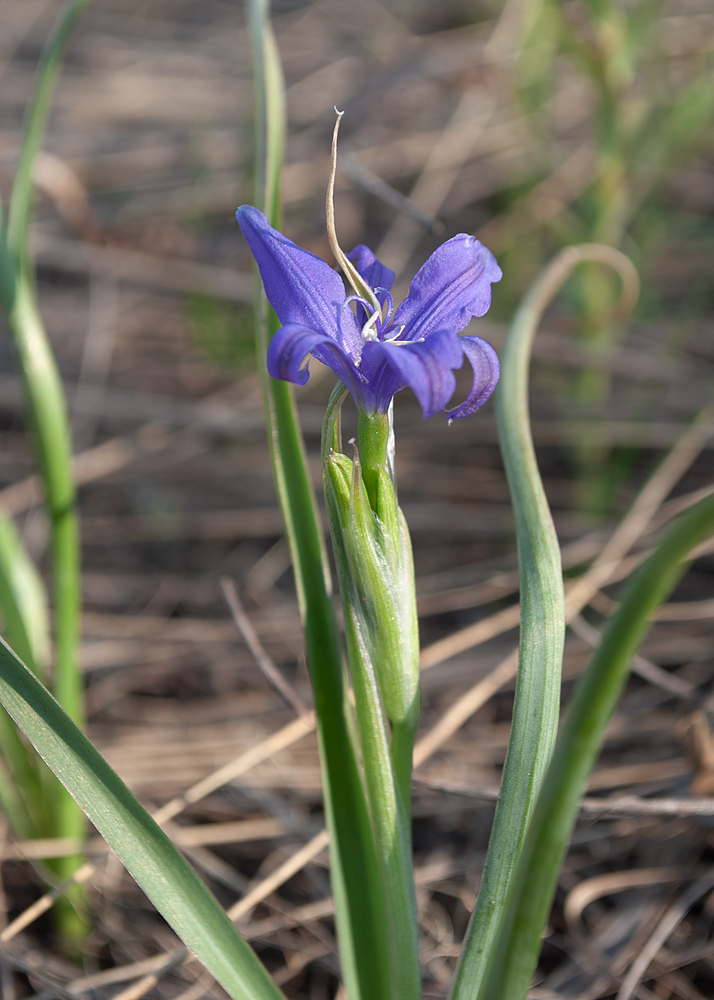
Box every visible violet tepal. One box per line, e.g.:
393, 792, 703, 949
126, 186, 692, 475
236, 204, 502, 420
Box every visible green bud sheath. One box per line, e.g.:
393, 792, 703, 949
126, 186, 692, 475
324, 438, 422, 1000
325, 450, 352, 526
325, 445, 419, 728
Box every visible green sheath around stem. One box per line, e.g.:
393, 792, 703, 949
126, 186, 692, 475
324, 397, 421, 1000
324, 445, 421, 1000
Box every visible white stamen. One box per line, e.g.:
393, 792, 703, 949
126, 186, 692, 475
362, 311, 380, 342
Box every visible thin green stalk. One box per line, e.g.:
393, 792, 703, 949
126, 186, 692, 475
451, 244, 638, 1000
8, 0, 93, 269
479, 491, 714, 1000
246, 7, 391, 998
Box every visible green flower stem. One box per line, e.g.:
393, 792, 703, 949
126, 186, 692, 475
354, 409, 420, 813
357, 410, 390, 510
342, 615, 421, 1000
479, 491, 714, 1000
270, 376, 389, 1000
247, 8, 391, 999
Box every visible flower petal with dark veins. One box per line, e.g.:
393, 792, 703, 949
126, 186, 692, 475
362, 329, 464, 419
237, 204, 502, 420
267, 323, 373, 410
237, 206, 361, 358
392, 234, 502, 342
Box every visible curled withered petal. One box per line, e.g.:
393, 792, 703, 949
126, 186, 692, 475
446, 336, 501, 421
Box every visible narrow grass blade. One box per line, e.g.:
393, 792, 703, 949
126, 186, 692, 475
0, 512, 51, 832
0, 1, 92, 912
451, 245, 638, 1000
4, 0, 88, 734
479, 490, 714, 999
0, 637, 286, 1000
7, 0, 93, 266
246, 6, 391, 997
0, 513, 50, 677
4, 275, 86, 924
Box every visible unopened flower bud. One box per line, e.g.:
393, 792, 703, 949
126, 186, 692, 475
325, 445, 419, 727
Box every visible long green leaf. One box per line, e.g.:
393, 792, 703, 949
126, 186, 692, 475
5, 0, 87, 733
0, 512, 50, 676
7, 0, 93, 265
0, 0, 91, 906
480, 490, 714, 999
0, 512, 51, 834
451, 244, 638, 1000
0, 637, 285, 1000
246, 5, 391, 998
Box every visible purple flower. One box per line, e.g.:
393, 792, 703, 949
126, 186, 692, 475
236, 205, 502, 420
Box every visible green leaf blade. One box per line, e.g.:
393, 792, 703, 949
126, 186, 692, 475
450, 250, 569, 1000
479, 491, 714, 999
0, 638, 285, 1000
